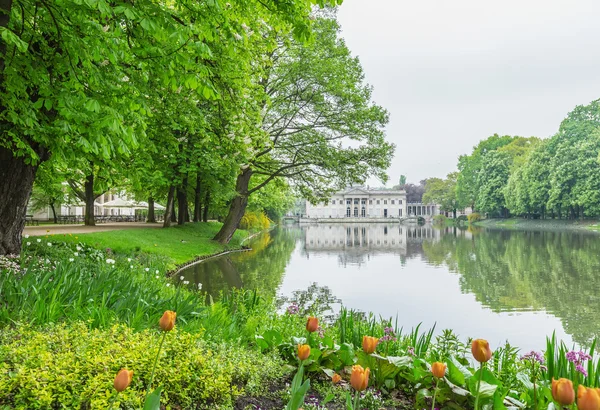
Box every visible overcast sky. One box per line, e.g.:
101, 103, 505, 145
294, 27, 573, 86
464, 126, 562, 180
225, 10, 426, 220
337, 0, 600, 185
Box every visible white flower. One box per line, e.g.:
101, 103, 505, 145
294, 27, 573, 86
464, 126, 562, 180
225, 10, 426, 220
47, 242, 52, 247
25, 234, 29, 239
241, 23, 249, 31
73, 252, 78, 257
183, 280, 189, 285
233, 32, 242, 41
76, 246, 82, 251
180, 276, 184, 280
69, 258, 74, 262
106, 259, 115, 264
155, 270, 159, 274
166, 283, 171, 287
37, 239, 41, 243
198, 283, 203, 290
130, 265, 134, 269
155, 275, 159, 279
45, 259, 50, 264
145, 268, 149, 272
26, 242, 31, 246
127, 258, 132, 262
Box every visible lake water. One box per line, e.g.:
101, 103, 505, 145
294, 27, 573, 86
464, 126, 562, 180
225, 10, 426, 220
178, 223, 600, 352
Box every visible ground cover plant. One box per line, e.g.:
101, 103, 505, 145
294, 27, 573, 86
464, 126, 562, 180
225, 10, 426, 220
2, 233, 600, 409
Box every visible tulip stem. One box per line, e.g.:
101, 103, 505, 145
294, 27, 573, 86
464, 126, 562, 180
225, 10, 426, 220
147, 331, 167, 396
474, 363, 484, 410
353, 390, 360, 410
431, 378, 439, 410
107, 392, 119, 410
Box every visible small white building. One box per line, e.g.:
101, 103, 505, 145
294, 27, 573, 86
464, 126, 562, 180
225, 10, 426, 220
304, 187, 441, 220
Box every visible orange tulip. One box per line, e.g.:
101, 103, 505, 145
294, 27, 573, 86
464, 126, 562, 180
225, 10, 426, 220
431, 362, 447, 379
578, 385, 600, 410
551, 378, 575, 406
350, 365, 370, 392
332, 373, 342, 384
362, 335, 379, 354
159, 310, 176, 331
471, 339, 492, 363
297, 344, 311, 361
113, 369, 134, 392
306, 317, 318, 333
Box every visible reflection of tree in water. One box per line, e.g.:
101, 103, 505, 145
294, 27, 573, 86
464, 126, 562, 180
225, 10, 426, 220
180, 227, 301, 300
422, 229, 600, 346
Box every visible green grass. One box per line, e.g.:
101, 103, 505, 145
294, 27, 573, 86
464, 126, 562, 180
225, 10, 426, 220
55, 222, 248, 265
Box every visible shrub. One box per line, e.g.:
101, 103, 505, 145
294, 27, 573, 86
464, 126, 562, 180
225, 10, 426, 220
0, 322, 285, 409
239, 211, 271, 231
456, 215, 468, 223
433, 214, 447, 225
467, 212, 482, 224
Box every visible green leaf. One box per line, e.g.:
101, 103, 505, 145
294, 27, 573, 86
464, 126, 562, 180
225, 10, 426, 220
143, 387, 162, 410
0, 27, 29, 52
338, 343, 355, 366
516, 372, 534, 390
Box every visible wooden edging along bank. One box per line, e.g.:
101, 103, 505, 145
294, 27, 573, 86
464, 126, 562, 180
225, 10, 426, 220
166, 229, 268, 278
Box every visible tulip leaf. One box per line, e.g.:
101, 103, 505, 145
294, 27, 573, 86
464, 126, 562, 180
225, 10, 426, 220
445, 378, 471, 396
339, 343, 355, 366
468, 378, 498, 398
143, 387, 162, 410
263, 330, 282, 347
255, 335, 269, 351
516, 372, 534, 391
448, 355, 472, 385
386, 355, 411, 368
322, 368, 335, 378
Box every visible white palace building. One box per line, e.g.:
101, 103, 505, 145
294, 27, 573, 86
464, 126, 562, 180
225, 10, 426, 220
303, 187, 441, 221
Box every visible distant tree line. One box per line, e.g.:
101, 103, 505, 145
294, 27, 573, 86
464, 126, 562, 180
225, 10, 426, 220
423, 99, 600, 219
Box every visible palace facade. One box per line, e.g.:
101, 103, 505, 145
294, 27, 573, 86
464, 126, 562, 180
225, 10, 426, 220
304, 187, 440, 219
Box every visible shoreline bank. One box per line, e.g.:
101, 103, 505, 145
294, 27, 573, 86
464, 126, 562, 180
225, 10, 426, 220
474, 217, 600, 232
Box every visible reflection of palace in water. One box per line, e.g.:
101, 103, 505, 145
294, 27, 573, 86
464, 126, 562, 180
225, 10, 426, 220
302, 224, 446, 265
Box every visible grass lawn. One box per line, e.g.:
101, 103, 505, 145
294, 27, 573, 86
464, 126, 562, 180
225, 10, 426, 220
60, 222, 248, 265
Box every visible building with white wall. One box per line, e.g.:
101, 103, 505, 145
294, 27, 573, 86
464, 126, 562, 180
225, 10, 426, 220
304, 187, 441, 220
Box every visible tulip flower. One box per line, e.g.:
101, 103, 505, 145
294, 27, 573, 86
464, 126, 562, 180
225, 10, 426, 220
551, 378, 575, 406
431, 362, 446, 379
471, 339, 492, 363
297, 344, 311, 361
578, 385, 600, 410
350, 365, 370, 392
471, 339, 492, 410
430, 362, 446, 410
362, 335, 379, 354
332, 373, 342, 384
306, 316, 318, 333
113, 369, 133, 392
159, 310, 176, 332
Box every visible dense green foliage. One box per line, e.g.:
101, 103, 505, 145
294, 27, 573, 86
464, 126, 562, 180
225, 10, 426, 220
449, 100, 600, 219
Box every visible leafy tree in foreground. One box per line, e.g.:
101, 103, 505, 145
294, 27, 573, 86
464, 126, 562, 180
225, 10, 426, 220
213, 16, 394, 243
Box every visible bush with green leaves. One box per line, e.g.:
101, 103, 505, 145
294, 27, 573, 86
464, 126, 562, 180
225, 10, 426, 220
0, 322, 285, 409
433, 214, 447, 225
468, 212, 483, 224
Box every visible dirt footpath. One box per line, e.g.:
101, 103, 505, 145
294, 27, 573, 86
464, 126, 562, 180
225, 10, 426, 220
23, 222, 162, 236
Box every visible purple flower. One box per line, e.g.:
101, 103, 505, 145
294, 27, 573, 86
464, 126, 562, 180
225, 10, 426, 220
520, 351, 545, 364
407, 347, 415, 357
576, 364, 588, 377
286, 303, 299, 315
566, 350, 592, 367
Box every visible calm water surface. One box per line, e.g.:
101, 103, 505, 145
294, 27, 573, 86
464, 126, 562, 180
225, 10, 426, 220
179, 223, 600, 351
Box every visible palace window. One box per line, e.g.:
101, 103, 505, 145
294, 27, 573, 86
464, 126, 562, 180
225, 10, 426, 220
346, 207, 351, 217
384, 200, 388, 204
399, 200, 403, 204
391, 200, 395, 205
361, 207, 366, 217
361, 199, 366, 205
376, 200, 380, 205
346, 199, 351, 205
369, 200, 372, 205
354, 198, 359, 205
354, 207, 359, 217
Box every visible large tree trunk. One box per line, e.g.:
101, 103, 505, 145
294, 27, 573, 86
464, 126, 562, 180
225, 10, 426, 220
84, 172, 96, 226
193, 174, 202, 222
50, 201, 58, 224
147, 197, 156, 223
203, 190, 210, 222
163, 185, 175, 228
177, 175, 188, 226
213, 168, 252, 244
0, 146, 40, 255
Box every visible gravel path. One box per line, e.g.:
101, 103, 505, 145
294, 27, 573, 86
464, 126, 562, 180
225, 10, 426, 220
23, 222, 162, 236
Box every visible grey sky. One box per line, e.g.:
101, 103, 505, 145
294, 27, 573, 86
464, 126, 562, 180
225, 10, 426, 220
337, 0, 600, 185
